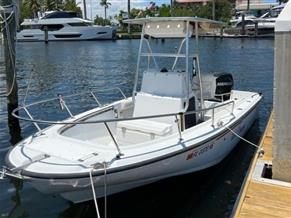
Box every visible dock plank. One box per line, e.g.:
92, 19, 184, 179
261, 136, 272, 161
233, 111, 291, 218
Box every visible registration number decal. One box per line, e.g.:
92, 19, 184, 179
186, 143, 214, 160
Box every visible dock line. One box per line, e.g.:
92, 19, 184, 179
217, 121, 263, 152
89, 162, 108, 218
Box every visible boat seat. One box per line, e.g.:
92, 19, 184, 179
116, 119, 173, 145
133, 92, 185, 125
117, 119, 172, 136
116, 92, 185, 145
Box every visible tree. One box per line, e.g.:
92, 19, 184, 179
43, 0, 57, 11
127, 0, 130, 33
94, 15, 111, 25
195, 0, 232, 22
127, 0, 130, 18
23, 0, 41, 18
170, 0, 232, 22
157, 4, 171, 17
100, 0, 111, 20
130, 8, 143, 18
63, 0, 82, 14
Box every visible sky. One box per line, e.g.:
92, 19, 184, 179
76, 0, 172, 20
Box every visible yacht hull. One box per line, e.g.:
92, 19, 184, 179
26, 102, 259, 203
17, 26, 116, 42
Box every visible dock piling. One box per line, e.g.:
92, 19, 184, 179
241, 14, 245, 36
0, 4, 22, 144
44, 26, 48, 44
273, 1, 291, 183
254, 22, 258, 37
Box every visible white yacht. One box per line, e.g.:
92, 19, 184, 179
229, 4, 285, 36
17, 11, 116, 42
2, 17, 262, 203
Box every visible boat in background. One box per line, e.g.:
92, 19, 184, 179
17, 11, 116, 42
2, 17, 262, 203
226, 4, 285, 36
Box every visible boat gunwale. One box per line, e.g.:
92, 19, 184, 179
5, 95, 262, 180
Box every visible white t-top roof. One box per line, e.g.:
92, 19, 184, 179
123, 17, 224, 25
123, 17, 224, 38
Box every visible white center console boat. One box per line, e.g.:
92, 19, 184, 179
2, 17, 262, 203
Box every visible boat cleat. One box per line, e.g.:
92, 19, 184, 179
0, 167, 7, 180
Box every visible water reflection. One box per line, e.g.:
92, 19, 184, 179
7, 103, 22, 145
8, 180, 28, 218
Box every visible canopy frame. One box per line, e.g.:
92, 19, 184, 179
127, 17, 214, 118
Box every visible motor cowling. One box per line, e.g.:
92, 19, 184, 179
193, 72, 234, 101
215, 73, 233, 101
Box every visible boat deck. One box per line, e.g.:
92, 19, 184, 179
232, 111, 291, 217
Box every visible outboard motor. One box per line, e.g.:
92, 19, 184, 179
193, 72, 234, 102
214, 73, 233, 101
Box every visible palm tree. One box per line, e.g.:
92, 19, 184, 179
99, 0, 111, 20
83, 0, 87, 19
23, 0, 41, 18
127, 0, 130, 33
43, 0, 56, 11
127, 0, 130, 19
63, 0, 82, 14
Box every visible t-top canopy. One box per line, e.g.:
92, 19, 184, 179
123, 17, 223, 25
123, 17, 224, 38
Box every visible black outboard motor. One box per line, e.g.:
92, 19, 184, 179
193, 72, 234, 102
214, 73, 233, 101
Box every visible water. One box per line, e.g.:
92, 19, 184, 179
0, 38, 273, 218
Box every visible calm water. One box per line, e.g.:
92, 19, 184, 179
0, 38, 273, 218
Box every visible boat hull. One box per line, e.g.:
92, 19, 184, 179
17, 26, 116, 42
27, 102, 259, 203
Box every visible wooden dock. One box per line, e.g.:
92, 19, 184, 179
232, 112, 291, 217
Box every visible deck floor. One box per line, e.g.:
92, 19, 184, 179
233, 112, 291, 217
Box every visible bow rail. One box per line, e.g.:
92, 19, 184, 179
11, 87, 236, 159
12, 90, 235, 127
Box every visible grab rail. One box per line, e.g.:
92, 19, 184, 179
13, 90, 235, 158
211, 100, 235, 127
58, 94, 74, 118
14, 98, 235, 127
19, 87, 127, 110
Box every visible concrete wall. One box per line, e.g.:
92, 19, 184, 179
273, 1, 291, 182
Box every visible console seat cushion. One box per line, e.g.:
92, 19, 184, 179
116, 119, 173, 145
117, 119, 172, 136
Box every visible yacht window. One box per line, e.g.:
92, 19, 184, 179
42, 11, 79, 19
54, 34, 82, 38
68, 22, 91, 27
236, 20, 255, 27
41, 24, 64, 31
270, 10, 280, 18
21, 25, 41, 30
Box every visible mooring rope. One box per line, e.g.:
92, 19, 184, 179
89, 162, 108, 218
23, 68, 34, 105
103, 162, 107, 218
217, 121, 259, 149
89, 169, 101, 218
